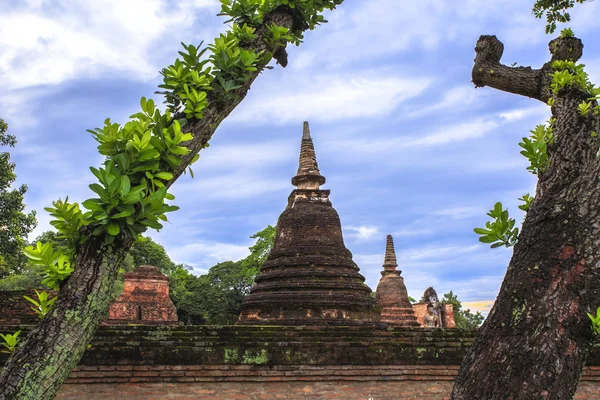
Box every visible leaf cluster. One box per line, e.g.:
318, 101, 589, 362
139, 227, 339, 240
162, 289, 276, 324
23, 0, 339, 291
518, 194, 534, 212
23, 290, 57, 318
550, 60, 594, 94
474, 202, 519, 248
0, 330, 20, 352
532, 0, 590, 34
518, 123, 555, 175
219, 0, 343, 45
23, 242, 73, 290
588, 307, 600, 336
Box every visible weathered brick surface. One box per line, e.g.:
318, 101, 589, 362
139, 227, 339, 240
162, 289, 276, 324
55, 377, 600, 399
376, 235, 420, 327
0, 290, 57, 325
0, 266, 178, 326
105, 265, 178, 325
1, 326, 599, 398
0, 325, 478, 367
238, 124, 380, 326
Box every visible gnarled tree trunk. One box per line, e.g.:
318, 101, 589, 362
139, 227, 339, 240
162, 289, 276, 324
0, 9, 296, 400
452, 35, 600, 399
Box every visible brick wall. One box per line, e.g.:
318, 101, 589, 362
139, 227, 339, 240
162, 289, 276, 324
54, 366, 600, 399
1, 325, 599, 399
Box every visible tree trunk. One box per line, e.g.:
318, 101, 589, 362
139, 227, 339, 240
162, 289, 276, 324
452, 35, 600, 399
0, 9, 296, 400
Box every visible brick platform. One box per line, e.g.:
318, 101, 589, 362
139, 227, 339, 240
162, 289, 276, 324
1, 326, 599, 399
54, 367, 600, 399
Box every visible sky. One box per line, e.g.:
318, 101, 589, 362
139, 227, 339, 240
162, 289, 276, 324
2, 0, 600, 315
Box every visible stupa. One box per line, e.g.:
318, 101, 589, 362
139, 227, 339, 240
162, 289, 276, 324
375, 235, 420, 327
105, 265, 178, 325
237, 122, 380, 325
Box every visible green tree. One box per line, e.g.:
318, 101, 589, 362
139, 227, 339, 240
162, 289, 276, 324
453, 1, 599, 398
128, 236, 177, 275
240, 224, 276, 278
0, 3, 341, 396
0, 119, 37, 279
442, 291, 484, 330
176, 225, 276, 325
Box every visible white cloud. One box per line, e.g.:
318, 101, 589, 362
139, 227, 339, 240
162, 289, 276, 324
231, 71, 431, 124
432, 206, 483, 220
498, 105, 549, 122
197, 141, 295, 171
393, 228, 433, 237
166, 240, 250, 271
345, 225, 378, 241
172, 172, 289, 201
405, 86, 486, 118
330, 118, 499, 157
0, 0, 218, 89
405, 120, 499, 147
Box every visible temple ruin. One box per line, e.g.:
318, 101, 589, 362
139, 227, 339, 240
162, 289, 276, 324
237, 122, 380, 325
375, 235, 420, 327
413, 287, 456, 328
105, 265, 178, 325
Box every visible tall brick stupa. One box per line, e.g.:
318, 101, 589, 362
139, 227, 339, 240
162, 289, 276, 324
237, 122, 380, 325
375, 235, 420, 327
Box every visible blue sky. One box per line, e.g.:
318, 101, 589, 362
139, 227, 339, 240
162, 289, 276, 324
2, 0, 600, 314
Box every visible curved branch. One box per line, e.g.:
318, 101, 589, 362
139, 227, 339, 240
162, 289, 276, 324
471, 35, 583, 103
0, 7, 299, 400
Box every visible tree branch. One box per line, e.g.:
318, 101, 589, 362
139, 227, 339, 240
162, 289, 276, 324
0, 7, 298, 400
471, 35, 583, 103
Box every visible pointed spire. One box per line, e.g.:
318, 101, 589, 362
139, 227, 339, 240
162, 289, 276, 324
291, 121, 326, 189
382, 234, 400, 274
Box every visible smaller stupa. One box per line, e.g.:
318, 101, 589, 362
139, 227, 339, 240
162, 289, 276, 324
375, 235, 420, 327
105, 265, 178, 325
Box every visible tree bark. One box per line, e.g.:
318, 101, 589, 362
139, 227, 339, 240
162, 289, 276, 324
0, 9, 296, 400
452, 36, 600, 400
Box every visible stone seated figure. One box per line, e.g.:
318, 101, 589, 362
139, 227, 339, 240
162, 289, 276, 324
413, 287, 456, 328
422, 303, 440, 328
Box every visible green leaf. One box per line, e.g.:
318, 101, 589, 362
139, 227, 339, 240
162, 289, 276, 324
170, 146, 189, 155
120, 176, 131, 196
82, 199, 105, 212
154, 172, 174, 180
106, 223, 120, 236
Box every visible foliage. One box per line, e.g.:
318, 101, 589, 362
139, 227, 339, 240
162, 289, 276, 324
240, 225, 276, 278
218, 0, 344, 45
128, 236, 178, 275
442, 291, 485, 330
0, 266, 42, 291
0, 119, 37, 279
21, 0, 343, 293
588, 307, 600, 336
518, 194, 534, 212
519, 123, 555, 175
550, 60, 593, 93
23, 290, 57, 318
23, 242, 74, 290
176, 225, 276, 325
474, 202, 519, 248
0, 330, 21, 352
560, 27, 575, 37
532, 0, 590, 33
